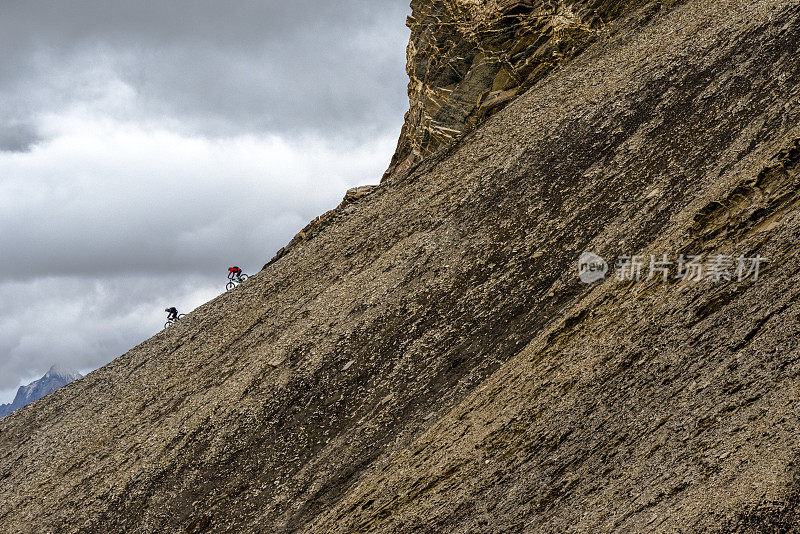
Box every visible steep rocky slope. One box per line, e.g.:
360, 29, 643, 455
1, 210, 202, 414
0, 366, 82, 418
1, 0, 800, 532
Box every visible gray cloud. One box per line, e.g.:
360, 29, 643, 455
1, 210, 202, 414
0, 273, 220, 392
0, 0, 411, 141
0, 122, 40, 152
0, 131, 396, 279
0, 1, 411, 401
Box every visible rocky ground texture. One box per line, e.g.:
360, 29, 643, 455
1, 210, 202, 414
1, 0, 800, 532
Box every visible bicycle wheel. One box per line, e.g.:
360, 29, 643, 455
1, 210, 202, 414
178, 314, 186, 320
240, 274, 248, 282
164, 321, 172, 329
226, 281, 235, 291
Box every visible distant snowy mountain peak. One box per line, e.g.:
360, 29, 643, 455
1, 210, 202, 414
44, 365, 82, 381
0, 366, 82, 418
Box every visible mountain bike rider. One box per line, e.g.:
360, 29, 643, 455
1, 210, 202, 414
228, 266, 243, 282
165, 307, 179, 321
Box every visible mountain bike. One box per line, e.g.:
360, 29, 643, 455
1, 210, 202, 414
164, 314, 186, 329
226, 274, 249, 291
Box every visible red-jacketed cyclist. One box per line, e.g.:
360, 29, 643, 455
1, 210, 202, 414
228, 266, 243, 282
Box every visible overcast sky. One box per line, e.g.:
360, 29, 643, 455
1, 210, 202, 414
0, 0, 411, 403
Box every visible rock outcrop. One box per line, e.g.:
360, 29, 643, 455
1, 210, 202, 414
266, 184, 378, 267
0, 365, 81, 418
385, 0, 645, 178
2, 0, 800, 532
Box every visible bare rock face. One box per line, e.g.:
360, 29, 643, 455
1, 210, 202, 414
2, 0, 800, 532
385, 0, 642, 178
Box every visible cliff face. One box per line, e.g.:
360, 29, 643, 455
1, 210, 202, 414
385, 0, 642, 178
2, 0, 800, 532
